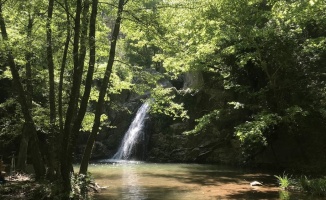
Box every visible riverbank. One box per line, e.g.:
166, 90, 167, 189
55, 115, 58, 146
0, 173, 41, 199
0, 172, 103, 200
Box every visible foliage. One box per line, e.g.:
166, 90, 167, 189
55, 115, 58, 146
184, 110, 220, 135
278, 190, 290, 200
0, 177, 54, 200
275, 174, 326, 197
235, 112, 281, 159
70, 173, 94, 200
150, 86, 188, 120
299, 176, 326, 196
124, 0, 326, 161
0, 0, 137, 195
81, 112, 109, 132
275, 173, 293, 190
1, 0, 326, 194
0, 98, 23, 147
0, 173, 95, 200
0, 67, 12, 79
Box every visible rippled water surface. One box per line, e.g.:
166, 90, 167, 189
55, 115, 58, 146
88, 162, 310, 200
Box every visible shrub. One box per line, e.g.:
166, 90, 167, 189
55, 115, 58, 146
70, 172, 94, 200
275, 173, 293, 190
299, 176, 326, 196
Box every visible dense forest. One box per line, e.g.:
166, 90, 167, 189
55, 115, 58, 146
0, 0, 326, 199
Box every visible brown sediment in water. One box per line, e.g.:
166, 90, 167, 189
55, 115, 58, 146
90, 163, 285, 200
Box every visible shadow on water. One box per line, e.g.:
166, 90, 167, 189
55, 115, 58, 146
142, 165, 277, 189
95, 186, 197, 200
224, 190, 279, 199
143, 165, 277, 186
90, 163, 316, 200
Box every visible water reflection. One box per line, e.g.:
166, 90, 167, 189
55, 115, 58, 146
279, 190, 290, 200
121, 164, 147, 200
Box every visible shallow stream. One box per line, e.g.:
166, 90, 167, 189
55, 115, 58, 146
89, 162, 312, 200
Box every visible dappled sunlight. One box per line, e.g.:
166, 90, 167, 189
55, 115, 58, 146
90, 163, 285, 200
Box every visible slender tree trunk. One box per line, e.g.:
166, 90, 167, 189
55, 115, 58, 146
57, 0, 71, 178
17, 124, 30, 172
64, 0, 100, 174
80, 0, 126, 174
17, 15, 34, 172
25, 16, 34, 106
72, 0, 98, 139
46, 0, 56, 179
65, 0, 90, 169
61, 0, 82, 192
0, 2, 46, 179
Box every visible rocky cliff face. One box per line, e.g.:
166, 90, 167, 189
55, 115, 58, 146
144, 75, 241, 164
80, 70, 241, 164
76, 71, 224, 162
82, 70, 326, 173
76, 89, 149, 161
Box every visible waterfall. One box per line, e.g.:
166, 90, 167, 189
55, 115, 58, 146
112, 102, 150, 160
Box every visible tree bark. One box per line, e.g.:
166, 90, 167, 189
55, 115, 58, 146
17, 15, 34, 172
17, 124, 30, 172
46, 0, 56, 179
80, 0, 126, 174
57, 0, 71, 178
72, 0, 98, 137
0, 2, 46, 179
60, 0, 83, 191
65, 0, 90, 172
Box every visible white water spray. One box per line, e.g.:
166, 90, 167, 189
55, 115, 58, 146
112, 102, 150, 160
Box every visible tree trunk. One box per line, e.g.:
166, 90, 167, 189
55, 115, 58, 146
71, 0, 98, 140
0, 3, 46, 179
17, 15, 34, 172
17, 124, 30, 172
79, 0, 126, 174
46, 0, 56, 180
65, 0, 90, 173
57, 0, 71, 178
61, 0, 83, 192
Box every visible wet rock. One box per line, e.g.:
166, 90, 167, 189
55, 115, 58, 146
250, 181, 263, 186
169, 122, 188, 130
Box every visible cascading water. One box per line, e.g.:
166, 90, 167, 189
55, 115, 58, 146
112, 102, 150, 160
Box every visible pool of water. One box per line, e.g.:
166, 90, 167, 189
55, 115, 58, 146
88, 162, 311, 200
